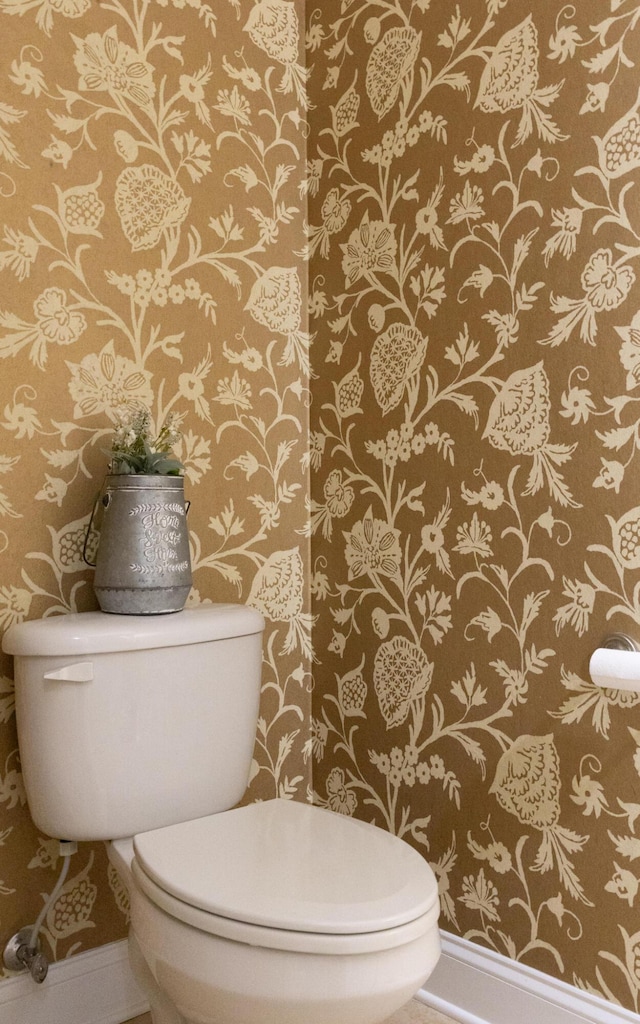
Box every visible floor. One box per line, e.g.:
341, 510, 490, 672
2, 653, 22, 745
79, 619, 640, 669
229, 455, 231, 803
125, 1000, 458, 1024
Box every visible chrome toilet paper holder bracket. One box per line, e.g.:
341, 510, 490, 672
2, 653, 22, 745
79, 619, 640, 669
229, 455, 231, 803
601, 633, 640, 653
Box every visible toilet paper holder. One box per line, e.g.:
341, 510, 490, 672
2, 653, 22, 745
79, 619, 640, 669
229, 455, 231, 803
589, 633, 640, 691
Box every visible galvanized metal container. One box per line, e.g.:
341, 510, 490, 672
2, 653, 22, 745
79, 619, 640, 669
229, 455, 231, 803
93, 475, 192, 615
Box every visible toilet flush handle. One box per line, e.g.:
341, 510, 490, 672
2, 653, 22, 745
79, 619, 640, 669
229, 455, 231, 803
43, 662, 94, 682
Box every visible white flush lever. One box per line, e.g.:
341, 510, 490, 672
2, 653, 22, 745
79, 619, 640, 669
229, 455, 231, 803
43, 662, 94, 682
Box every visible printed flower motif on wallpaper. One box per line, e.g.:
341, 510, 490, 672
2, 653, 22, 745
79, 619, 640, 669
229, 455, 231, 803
369, 323, 428, 415
610, 862, 639, 916
458, 868, 500, 923
325, 766, 357, 815
0, 456, 21, 532
593, 459, 625, 495
0, 752, 26, 809
0, 288, 86, 368
542, 206, 583, 266
179, 57, 217, 130
336, 656, 367, 718
308, 187, 352, 259
72, 28, 156, 108
454, 513, 493, 560
248, 548, 315, 658
324, 469, 353, 518
416, 170, 446, 251
37, 515, 93, 582
0, 227, 38, 282
464, 816, 585, 969
483, 363, 579, 508
467, 832, 513, 876
552, 577, 596, 638
421, 493, 454, 576
177, 347, 213, 423
361, 108, 447, 172
67, 341, 153, 420
115, 165, 191, 251
244, 0, 308, 104
595, 88, 640, 180
55, 177, 106, 237
607, 866, 640, 910
615, 320, 640, 391
544, 249, 635, 347
330, 77, 359, 138
9, 54, 47, 99
309, 468, 354, 540
333, 357, 364, 417
343, 507, 401, 582
608, 505, 640, 573
2, 0, 90, 36
365, 26, 421, 121
340, 212, 397, 286
0, 585, 32, 630
491, 735, 591, 904
475, 16, 565, 146
245, 266, 311, 373
374, 636, 433, 730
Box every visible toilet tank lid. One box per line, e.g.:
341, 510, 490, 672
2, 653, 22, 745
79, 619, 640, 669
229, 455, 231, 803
2, 604, 264, 656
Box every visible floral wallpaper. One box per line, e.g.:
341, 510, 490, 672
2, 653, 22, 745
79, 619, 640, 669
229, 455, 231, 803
307, 0, 640, 1015
0, 0, 311, 972
3, 0, 640, 1017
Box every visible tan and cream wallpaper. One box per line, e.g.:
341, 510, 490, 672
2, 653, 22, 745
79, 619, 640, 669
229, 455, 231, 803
307, 0, 640, 1015
3, 0, 640, 1017
0, 0, 311, 968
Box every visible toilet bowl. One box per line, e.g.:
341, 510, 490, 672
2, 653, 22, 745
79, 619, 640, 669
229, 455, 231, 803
3, 606, 441, 1024
110, 800, 440, 1024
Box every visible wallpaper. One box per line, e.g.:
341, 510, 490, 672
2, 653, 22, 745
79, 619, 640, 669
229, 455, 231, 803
307, 0, 640, 1014
0, 0, 311, 969
3, 0, 640, 1018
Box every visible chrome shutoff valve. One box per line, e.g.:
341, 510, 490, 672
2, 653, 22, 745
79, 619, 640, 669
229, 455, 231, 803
3, 927, 49, 983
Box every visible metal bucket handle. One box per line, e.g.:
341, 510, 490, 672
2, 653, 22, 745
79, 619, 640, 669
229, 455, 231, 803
82, 479, 108, 568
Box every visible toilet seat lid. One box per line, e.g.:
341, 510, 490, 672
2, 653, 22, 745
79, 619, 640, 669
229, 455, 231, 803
133, 799, 438, 935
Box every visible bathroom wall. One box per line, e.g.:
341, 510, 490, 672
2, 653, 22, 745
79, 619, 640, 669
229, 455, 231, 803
307, 0, 640, 1013
4, 0, 640, 1014
0, 0, 310, 967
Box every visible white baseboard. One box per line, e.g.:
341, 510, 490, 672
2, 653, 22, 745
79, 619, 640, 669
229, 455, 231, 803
0, 939, 148, 1024
2, 927, 638, 1024
420, 931, 639, 1024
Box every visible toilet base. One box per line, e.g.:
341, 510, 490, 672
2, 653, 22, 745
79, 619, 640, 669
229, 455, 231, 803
130, 887, 441, 1024
128, 933, 187, 1024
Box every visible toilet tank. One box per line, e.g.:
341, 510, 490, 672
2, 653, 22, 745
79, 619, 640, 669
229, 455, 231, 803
2, 605, 264, 841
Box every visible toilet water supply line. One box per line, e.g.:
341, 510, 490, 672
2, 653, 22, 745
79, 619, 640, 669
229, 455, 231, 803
3, 839, 77, 983
29, 840, 77, 952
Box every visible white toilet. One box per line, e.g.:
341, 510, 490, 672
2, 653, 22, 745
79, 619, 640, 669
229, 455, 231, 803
3, 605, 440, 1024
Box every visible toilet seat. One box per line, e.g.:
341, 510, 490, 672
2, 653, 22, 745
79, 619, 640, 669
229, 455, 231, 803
126, 800, 439, 955
131, 858, 439, 955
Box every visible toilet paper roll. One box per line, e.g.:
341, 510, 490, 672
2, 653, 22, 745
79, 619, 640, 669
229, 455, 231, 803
589, 647, 640, 692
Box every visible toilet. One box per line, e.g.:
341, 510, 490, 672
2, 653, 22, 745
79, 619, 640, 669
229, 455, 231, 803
3, 604, 440, 1024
